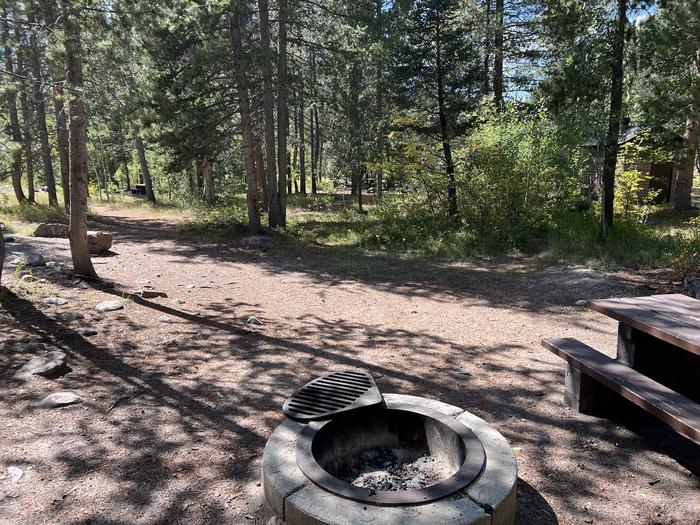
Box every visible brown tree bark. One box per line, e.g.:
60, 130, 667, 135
134, 134, 157, 203
349, 62, 363, 211
28, 18, 58, 206
493, 0, 504, 110
258, 0, 281, 226
375, 0, 384, 197
123, 160, 131, 190
0, 224, 4, 285
13, 16, 35, 203
2, 13, 27, 204
52, 85, 70, 208
673, 49, 699, 211
62, 0, 96, 278
277, 0, 289, 224
254, 138, 268, 210
601, 0, 627, 231
309, 106, 316, 193
230, 1, 262, 232
483, 0, 492, 96
436, 21, 458, 217
299, 77, 306, 195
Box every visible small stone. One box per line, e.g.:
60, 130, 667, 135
170, 298, 186, 305
43, 296, 68, 306
20, 274, 35, 283
158, 315, 175, 323
56, 312, 85, 322
3, 235, 15, 243
137, 279, 151, 285
7, 466, 23, 482
246, 316, 263, 325
95, 300, 124, 312
8, 341, 47, 353
240, 235, 277, 250
186, 284, 195, 289
38, 391, 83, 408
73, 328, 98, 337
574, 300, 588, 307
14, 351, 67, 379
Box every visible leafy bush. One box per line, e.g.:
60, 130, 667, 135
455, 108, 584, 241
176, 203, 249, 234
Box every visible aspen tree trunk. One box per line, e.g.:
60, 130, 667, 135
62, 0, 96, 278
134, 134, 157, 203
28, 23, 58, 206
493, 0, 504, 110
673, 50, 699, 211
2, 14, 27, 204
277, 0, 289, 224
52, 86, 70, 207
202, 156, 216, 206
258, 0, 281, 226
601, 0, 627, 231
230, 1, 262, 231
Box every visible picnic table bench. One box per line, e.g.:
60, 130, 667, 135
542, 294, 700, 443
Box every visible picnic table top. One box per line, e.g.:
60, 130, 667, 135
588, 294, 700, 356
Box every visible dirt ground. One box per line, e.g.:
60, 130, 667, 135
1, 209, 698, 525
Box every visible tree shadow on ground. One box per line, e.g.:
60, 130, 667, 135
2, 279, 698, 524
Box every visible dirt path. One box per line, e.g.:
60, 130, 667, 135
1, 210, 698, 525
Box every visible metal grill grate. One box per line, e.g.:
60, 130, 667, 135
283, 370, 384, 422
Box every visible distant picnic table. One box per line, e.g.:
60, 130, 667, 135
543, 294, 700, 443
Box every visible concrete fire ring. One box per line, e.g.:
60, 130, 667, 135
262, 393, 517, 525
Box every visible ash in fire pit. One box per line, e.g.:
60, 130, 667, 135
332, 446, 454, 491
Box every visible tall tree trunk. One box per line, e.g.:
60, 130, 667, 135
14, 17, 35, 204
314, 107, 321, 183
62, 0, 96, 278
123, 160, 131, 190
2, 14, 27, 204
493, 0, 504, 110
230, 1, 262, 232
0, 223, 4, 286
299, 78, 306, 195
277, 0, 289, 224
28, 21, 58, 206
673, 49, 699, 211
52, 85, 70, 207
349, 62, 363, 211
202, 156, 216, 206
483, 0, 492, 95
436, 22, 458, 217
254, 138, 268, 210
601, 0, 627, 231
310, 105, 317, 193
286, 151, 292, 194
134, 134, 157, 203
258, 0, 281, 226
375, 0, 384, 197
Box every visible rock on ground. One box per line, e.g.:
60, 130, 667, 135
38, 391, 83, 408
33, 223, 70, 238
56, 311, 85, 322
43, 296, 68, 306
228, 222, 247, 236
95, 300, 124, 312
131, 289, 168, 299
246, 316, 263, 325
240, 235, 277, 250
87, 231, 113, 254
11, 253, 46, 267
14, 351, 68, 379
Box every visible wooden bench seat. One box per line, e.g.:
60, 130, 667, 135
542, 337, 700, 443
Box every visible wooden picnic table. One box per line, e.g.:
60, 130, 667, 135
588, 293, 700, 404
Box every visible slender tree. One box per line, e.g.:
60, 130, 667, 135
601, 0, 627, 231
134, 134, 156, 203
277, 0, 289, 225
62, 0, 96, 278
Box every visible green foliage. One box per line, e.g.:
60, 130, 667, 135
0, 203, 68, 225
544, 210, 700, 269
176, 201, 249, 234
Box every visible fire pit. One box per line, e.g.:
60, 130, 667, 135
263, 372, 517, 525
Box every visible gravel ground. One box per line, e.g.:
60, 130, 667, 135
0, 209, 698, 525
